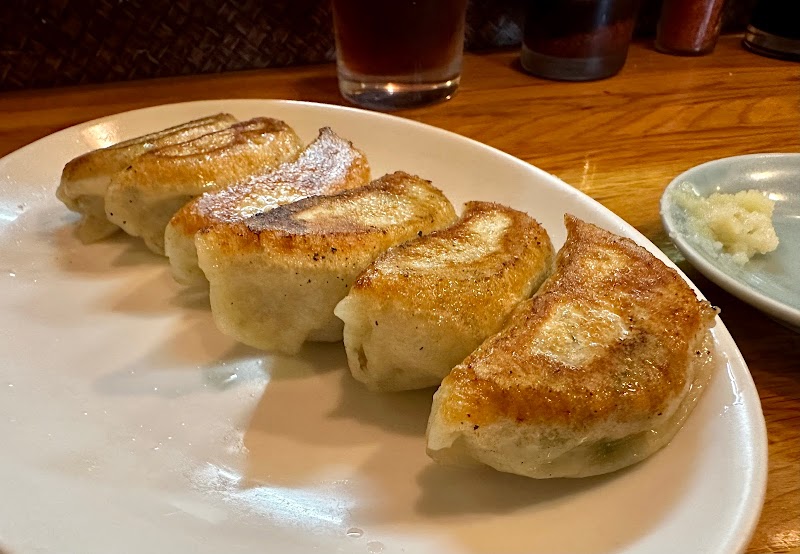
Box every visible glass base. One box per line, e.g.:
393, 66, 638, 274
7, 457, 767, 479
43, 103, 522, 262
520, 45, 627, 81
743, 26, 800, 61
338, 75, 460, 111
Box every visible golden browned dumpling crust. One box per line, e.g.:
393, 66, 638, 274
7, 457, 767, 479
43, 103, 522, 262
335, 201, 555, 391
197, 171, 457, 354
165, 127, 370, 285
56, 113, 237, 242
105, 117, 303, 254
427, 215, 718, 478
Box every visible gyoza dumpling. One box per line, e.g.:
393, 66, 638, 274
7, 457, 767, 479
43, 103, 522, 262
105, 117, 303, 254
196, 172, 458, 354
56, 113, 236, 242
165, 127, 370, 285
335, 202, 555, 391
426, 215, 718, 479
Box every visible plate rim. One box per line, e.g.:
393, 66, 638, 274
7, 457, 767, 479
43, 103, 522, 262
1, 98, 769, 553
660, 152, 800, 328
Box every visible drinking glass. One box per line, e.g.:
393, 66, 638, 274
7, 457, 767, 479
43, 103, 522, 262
743, 0, 800, 61
332, 0, 468, 110
520, 0, 639, 81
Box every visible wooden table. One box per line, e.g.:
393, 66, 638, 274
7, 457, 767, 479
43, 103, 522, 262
1, 35, 798, 553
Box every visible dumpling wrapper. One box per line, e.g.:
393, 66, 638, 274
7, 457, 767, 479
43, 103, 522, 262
335, 201, 555, 391
165, 127, 370, 285
426, 215, 718, 479
56, 113, 236, 242
105, 117, 303, 254
196, 171, 458, 354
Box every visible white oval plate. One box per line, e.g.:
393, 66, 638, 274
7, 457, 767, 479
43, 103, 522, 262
0, 100, 766, 554
660, 153, 800, 332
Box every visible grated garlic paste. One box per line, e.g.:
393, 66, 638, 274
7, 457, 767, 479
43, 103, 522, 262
672, 182, 779, 265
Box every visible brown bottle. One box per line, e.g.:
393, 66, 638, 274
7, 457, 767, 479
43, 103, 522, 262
655, 0, 726, 56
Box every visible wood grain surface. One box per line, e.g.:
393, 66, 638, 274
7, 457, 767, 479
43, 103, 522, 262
1, 35, 798, 553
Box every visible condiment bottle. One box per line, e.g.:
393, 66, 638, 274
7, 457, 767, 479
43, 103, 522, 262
520, 0, 640, 81
655, 0, 726, 55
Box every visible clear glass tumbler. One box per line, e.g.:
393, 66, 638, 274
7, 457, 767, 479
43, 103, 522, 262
332, 0, 468, 110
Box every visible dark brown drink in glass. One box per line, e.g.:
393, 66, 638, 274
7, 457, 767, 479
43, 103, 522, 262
743, 1, 800, 61
332, 0, 467, 110
521, 0, 639, 81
